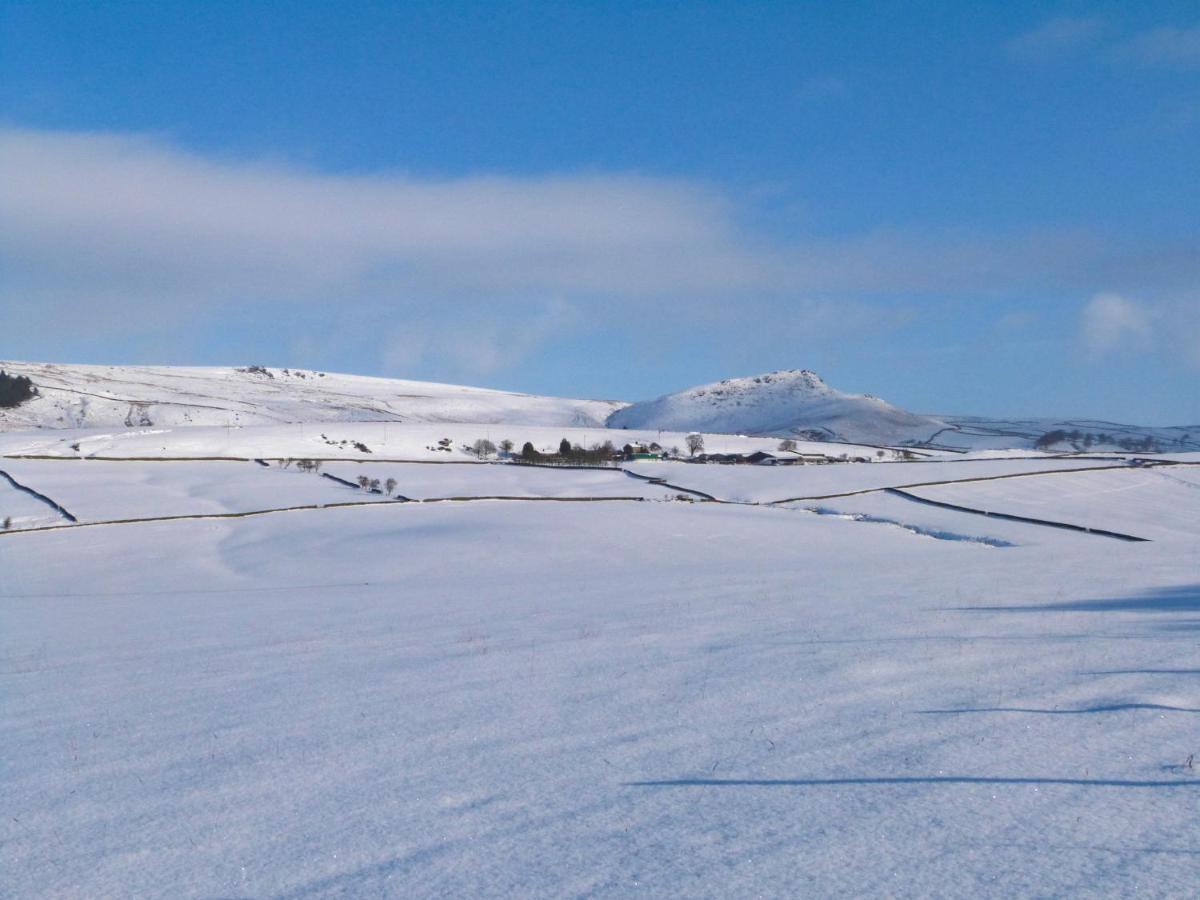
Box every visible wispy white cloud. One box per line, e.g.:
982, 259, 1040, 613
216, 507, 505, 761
0, 126, 762, 301
1079, 292, 1200, 367
2, 126, 1198, 377
1121, 25, 1200, 69
1081, 293, 1153, 356
1006, 17, 1107, 60
1006, 18, 1200, 72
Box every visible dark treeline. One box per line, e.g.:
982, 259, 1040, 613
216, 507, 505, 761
1034, 429, 1160, 453
0, 371, 37, 408
518, 438, 623, 465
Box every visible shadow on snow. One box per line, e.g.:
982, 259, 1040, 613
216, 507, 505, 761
628, 776, 1200, 788
947, 584, 1200, 616
916, 703, 1200, 715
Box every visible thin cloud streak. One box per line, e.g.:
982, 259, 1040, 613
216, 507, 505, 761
1005, 17, 1107, 60
1008, 17, 1200, 71
1123, 25, 1200, 69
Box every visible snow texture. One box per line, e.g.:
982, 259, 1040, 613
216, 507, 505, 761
2, 367, 1199, 897
624, 457, 1130, 504
3, 457, 1200, 897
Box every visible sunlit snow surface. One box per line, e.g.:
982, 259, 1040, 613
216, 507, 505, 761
3, 445, 1199, 897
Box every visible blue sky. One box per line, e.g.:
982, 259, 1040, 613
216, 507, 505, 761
1, 1, 1198, 422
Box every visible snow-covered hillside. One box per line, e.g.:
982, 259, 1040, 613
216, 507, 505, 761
3, 361, 1196, 453
607, 369, 946, 446
0, 361, 622, 431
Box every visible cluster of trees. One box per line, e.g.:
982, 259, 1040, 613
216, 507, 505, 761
280, 458, 322, 472
1034, 430, 1160, 453
356, 475, 399, 496
469, 434, 711, 463
0, 370, 37, 408
512, 437, 625, 465
522, 437, 620, 464
470, 438, 508, 458
515, 437, 703, 463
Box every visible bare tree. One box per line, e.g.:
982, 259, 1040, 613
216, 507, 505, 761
778, 438, 798, 453
499, 439, 514, 454
473, 438, 497, 458
369, 478, 381, 493
686, 433, 705, 457
385, 477, 397, 497
357, 475, 370, 489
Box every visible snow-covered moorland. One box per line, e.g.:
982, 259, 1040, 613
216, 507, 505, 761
3, 361, 1195, 452
2, 365, 1199, 896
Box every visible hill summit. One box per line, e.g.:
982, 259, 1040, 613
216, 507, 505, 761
606, 369, 944, 445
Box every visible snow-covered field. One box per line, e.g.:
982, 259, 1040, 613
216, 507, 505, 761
319, 461, 678, 501
0, 473, 67, 530
0, 459, 393, 523
626, 456, 1132, 503
906, 466, 1200, 544
2, 421, 1199, 895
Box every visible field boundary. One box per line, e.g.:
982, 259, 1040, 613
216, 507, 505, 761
0, 456, 1180, 542
0, 495, 663, 538
765, 462, 1138, 505
621, 468, 721, 501
0, 469, 77, 523
884, 488, 1149, 542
